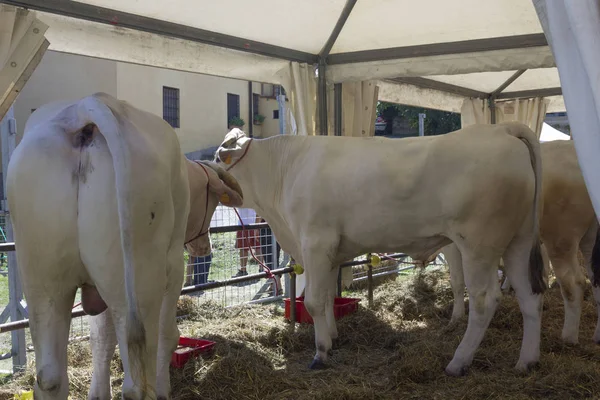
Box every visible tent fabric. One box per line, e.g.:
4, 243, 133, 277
378, 79, 466, 113
37, 13, 292, 85
540, 122, 570, 142
495, 97, 549, 138
23, 1, 567, 113
460, 98, 492, 127
327, 47, 555, 83
533, 0, 600, 222
286, 62, 317, 136
64, 0, 545, 54
460, 97, 548, 138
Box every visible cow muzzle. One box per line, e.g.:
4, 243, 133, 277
185, 235, 212, 258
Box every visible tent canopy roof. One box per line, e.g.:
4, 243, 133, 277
1, 0, 565, 112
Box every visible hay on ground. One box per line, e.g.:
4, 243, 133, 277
2, 268, 600, 399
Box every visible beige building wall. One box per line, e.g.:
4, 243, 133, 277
6, 51, 117, 173
116, 62, 250, 153
11, 50, 266, 158
258, 97, 284, 138
13, 51, 118, 139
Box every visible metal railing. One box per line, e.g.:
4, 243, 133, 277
0, 213, 430, 373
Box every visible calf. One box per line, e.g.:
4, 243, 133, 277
214, 122, 545, 376
444, 140, 600, 345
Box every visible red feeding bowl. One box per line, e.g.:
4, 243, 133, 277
284, 296, 361, 324
170, 337, 216, 368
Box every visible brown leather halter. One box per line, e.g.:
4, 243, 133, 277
224, 138, 253, 171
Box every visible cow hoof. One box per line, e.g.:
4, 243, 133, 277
309, 359, 328, 370
515, 360, 540, 374
444, 364, 468, 377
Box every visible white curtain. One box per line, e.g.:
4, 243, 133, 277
533, 0, 600, 221
460, 98, 492, 127
279, 61, 317, 136
460, 97, 549, 138
495, 98, 549, 139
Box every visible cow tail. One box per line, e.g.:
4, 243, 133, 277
504, 123, 546, 294
591, 225, 600, 287
78, 94, 148, 397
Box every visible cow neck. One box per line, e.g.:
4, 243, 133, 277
225, 138, 253, 172
184, 161, 211, 245
234, 136, 289, 215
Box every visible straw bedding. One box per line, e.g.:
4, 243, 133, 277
2, 267, 600, 399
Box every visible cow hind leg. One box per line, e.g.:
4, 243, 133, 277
551, 249, 585, 344
502, 235, 543, 372
89, 310, 117, 400
27, 287, 77, 400
156, 250, 186, 400
580, 224, 600, 343
156, 294, 180, 400
445, 251, 500, 376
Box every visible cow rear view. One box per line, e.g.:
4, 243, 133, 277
7, 93, 191, 399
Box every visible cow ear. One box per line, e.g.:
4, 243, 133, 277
205, 169, 244, 207
218, 185, 244, 207
216, 129, 248, 167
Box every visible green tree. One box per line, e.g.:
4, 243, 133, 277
376, 101, 461, 136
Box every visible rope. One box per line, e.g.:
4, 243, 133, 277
233, 208, 280, 295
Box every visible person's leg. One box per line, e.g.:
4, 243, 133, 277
234, 230, 249, 277
193, 254, 212, 285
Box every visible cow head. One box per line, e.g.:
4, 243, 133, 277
184, 160, 243, 256
215, 128, 251, 167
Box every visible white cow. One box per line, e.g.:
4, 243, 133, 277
444, 140, 600, 345
7, 93, 243, 400
214, 122, 546, 376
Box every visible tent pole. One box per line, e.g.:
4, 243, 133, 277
489, 97, 497, 124
334, 83, 342, 136
247, 81, 253, 137
318, 59, 328, 135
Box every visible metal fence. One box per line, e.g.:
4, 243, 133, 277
0, 206, 287, 373
0, 205, 443, 374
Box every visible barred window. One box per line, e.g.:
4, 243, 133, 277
253, 94, 259, 118
227, 93, 240, 125
163, 86, 180, 128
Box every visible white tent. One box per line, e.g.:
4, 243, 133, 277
540, 122, 570, 143
2, 0, 600, 282
4, 0, 600, 375
0, 0, 568, 135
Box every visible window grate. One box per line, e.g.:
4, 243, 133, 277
163, 86, 180, 128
